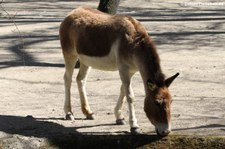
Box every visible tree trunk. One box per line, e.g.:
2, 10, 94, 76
97, 0, 120, 14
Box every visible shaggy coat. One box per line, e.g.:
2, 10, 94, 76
60, 7, 179, 136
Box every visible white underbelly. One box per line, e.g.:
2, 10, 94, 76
78, 38, 120, 71
79, 54, 118, 71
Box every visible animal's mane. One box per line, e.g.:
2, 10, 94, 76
141, 36, 166, 87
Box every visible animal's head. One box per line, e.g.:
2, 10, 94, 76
144, 73, 179, 136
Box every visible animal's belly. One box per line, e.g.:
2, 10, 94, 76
79, 54, 118, 71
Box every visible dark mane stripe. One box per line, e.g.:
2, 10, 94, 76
144, 38, 165, 87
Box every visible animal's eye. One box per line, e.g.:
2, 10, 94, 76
155, 101, 160, 106
155, 99, 162, 106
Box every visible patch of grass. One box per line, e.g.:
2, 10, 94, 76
138, 135, 225, 149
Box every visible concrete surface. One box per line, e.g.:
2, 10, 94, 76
0, 0, 225, 148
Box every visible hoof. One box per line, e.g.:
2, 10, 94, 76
65, 113, 75, 120
86, 113, 95, 120
130, 127, 141, 135
116, 119, 126, 125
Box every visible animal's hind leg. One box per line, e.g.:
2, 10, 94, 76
63, 52, 77, 120
76, 63, 94, 119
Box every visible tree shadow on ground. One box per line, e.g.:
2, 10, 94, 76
1, 2, 225, 69
0, 34, 64, 69
1, 115, 225, 148
1, 27, 224, 69
0, 115, 161, 149
119, 6, 225, 21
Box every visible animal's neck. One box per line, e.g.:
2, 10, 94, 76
134, 39, 165, 96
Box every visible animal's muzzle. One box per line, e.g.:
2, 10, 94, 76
156, 128, 171, 136
155, 123, 171, 136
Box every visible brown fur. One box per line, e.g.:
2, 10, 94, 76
60, 7, 179, 136
60, 7, 148, 57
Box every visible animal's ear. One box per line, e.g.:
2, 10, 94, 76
135, 34, 146, 47
165, 73, 179, 87
147, 80, 157, 91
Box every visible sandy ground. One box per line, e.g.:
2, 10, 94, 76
0, 0, 225, 148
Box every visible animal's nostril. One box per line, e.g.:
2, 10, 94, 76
162, 130, 171, 135
156, 129, 171, 136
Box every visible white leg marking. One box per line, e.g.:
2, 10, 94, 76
119, 68, 139, 128
76, 63, 93, 117
126, 84, 139, 128
114, 84, 126, 120
63, 54, 77, 120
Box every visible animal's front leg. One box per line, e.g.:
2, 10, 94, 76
125, 84, 141, 134
76, 63, 94, 120
119, 69, 141, 134
114, 84, 126, 125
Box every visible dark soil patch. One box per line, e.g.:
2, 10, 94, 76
42, 134, 225, 149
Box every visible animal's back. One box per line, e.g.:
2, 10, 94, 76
60, 7, 148, 70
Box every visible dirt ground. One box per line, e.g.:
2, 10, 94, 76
0, 0, 225, 148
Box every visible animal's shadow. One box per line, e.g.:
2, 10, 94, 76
0, 115, 161, 149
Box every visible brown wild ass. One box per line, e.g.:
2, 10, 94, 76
59, 7, 179, 136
